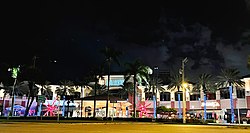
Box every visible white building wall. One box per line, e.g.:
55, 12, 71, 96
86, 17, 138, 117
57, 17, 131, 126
175, 101, 183, 108
237, 98, 246, 109
220, 99, 231, 109
0, 89, 4, 99
159, 101, 171, 108
243, 78, 250, 91
189, 101, 201, 109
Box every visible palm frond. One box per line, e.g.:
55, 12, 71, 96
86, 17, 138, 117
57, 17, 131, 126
167, 74, 182, 92
217, 68, 245, 88
193, 73, 214, 93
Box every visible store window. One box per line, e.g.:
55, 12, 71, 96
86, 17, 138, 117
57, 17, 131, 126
145, 92, 153, 100
174, 91, 183, 101
190, 93, 200, 101
236, 87, 245, 98
207, 93, 216, 100
220, 87, 230, 99
160, 92, 171, 101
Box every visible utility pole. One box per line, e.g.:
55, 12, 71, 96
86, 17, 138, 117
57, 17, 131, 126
181, 57, 188, 124
106, 61, 111, 118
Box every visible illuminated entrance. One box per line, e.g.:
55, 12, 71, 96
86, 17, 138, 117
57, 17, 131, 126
75, 95, 131, 118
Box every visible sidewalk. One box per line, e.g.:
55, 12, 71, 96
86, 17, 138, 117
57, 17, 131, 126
208, 123, 250, 126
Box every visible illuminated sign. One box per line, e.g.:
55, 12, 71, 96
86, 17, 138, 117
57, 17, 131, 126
106, 79, 124, 86
201, 102, 220, 107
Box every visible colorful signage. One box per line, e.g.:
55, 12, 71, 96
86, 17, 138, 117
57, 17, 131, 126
106, 79, 124, 86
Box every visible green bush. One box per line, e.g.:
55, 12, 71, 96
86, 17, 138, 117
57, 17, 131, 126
156, 106, 177, 115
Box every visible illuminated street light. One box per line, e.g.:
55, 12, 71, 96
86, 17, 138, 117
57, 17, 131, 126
8, 65, 20, 117
181, 57, 188, 124
182, 82, 188, 88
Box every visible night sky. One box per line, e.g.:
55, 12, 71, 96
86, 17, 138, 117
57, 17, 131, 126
1, 0, 250, 83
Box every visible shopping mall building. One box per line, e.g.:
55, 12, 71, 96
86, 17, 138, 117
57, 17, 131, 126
0, 74, 250, 122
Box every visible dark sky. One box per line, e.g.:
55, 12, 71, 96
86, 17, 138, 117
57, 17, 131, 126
1, 0, 250, 83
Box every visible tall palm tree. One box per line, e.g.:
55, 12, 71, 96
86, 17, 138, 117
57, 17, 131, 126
92, 66, 105, 118
145, 77, 165, 98
167, 74, 182, 119
217, 68, 245, 123
20, 64, 42, 117
100, 46, 121, 118
193, 73, 214, 121
0, 85, 11, 116
81, 66, 104, 118
119, 81, 134, 100
37, 81, 53, 116
41, 81, 53, 99
0, 63, 13, 116
55, 80, 75, 117
144, 76, 165, 118
124, 59, 152, 118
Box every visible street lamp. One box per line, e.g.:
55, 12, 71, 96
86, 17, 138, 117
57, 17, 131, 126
181, 57, 188, 124
213, 102, 216, 122
57, 95, 60, 122
8, 66, 20, 117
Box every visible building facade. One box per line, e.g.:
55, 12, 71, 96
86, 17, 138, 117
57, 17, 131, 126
0, 74, 250, 121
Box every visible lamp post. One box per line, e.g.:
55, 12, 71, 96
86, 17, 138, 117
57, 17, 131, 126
236, 99, 240, 125
213, 102, 216, 122
57, 95, 60, 122
8, 66, 20, 117
181, 57, 188, 124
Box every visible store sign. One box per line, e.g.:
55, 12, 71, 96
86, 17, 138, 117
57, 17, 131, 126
106, 79, 124, 86
246, 110, 250, 118
110, 100, 117, 103
201, 102, 220, 107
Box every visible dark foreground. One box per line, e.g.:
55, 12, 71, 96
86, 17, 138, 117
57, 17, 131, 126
0, 122, 249, 133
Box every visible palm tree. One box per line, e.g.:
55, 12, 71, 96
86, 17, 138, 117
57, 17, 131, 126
20, 65, 42, 117
217, 68, 245, 123
36, 81, 53, 116
0, 63, 13, 116
193, 73, 214, 121
119, 81, 134, 100
41, 81, 53, 99
145, 77, 165, 98
92, 67, 105, 118
167, 74, 182, 119
124, 59, 152, 118
0, 81, 30, 116
80, 68, 104, 118
0, 85, 11, 116
100, 46, 121, 118
56, 80, 75, 96
55, 80, 75, 117
144, 76, 165, 118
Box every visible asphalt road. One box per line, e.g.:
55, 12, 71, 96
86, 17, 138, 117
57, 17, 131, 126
0, 122, 249, 133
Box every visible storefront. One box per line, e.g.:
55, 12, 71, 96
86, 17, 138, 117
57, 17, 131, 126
75, 95, 131, 118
